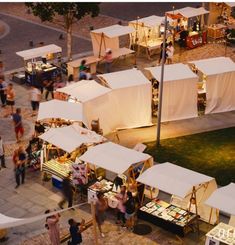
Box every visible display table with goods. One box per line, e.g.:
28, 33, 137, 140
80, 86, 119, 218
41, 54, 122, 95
16, 44, 62, 86
186, 30, 207, 49
207, 24, 227, 39
205, 223, 235, 245
138, 199, 197, 237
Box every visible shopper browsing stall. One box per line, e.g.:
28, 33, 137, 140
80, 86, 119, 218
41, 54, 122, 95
68, 218, 85, 245
115, 185, 127, 226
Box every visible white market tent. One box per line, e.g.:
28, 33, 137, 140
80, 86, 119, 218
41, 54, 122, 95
39, 123, 106, 153
167, 7, 209, 19
98, 69, 152, 130
137, 162, 218, 224
90, 24, 135, 57
57, 80, 114, 134
146, 63, 198, 122
191, 57, 235, 114
37, 99, 85, 123
225, 2, 235, 8
79, 142, 152, 175
205, 183, 235, 225
16, 44, 62, 60
129, 15, 164, 46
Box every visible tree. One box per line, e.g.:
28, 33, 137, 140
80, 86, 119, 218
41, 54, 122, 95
26, 3, 100, 60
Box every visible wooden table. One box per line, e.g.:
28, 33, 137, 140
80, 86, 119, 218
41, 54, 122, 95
207, 24, 227, 39
67, 56, 101, 79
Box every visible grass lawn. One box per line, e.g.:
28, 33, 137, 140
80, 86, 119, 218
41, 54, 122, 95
145, 127, 235, 186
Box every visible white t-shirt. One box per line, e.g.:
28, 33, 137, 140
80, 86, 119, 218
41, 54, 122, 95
0, 139, 4, 156
31, 88, 41, 101
167, 46, 174, 58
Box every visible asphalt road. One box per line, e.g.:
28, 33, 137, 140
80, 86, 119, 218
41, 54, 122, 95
100, 2, 202, 21
0, 13, 92, 71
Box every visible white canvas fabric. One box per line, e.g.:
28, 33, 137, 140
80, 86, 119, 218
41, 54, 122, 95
98, 69, 152, 129
137, 162, 214, 198
167, 7, 209, 18
205, 183, 235, 216
90, 25, 134, 56
57, 80, 114, 134
39, 123, 106, 153
16, 44, 62, 60
37, 99, 84, 122
191, 57, 235, 114
129, 15, 164, 28
225, 2, 235, 8
79, 142, 151, 174
146, 64, 198, 122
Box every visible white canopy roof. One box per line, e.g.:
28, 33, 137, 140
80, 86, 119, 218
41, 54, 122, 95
39, 123, 105, 153
98, 68, 151, 89
37, 99, 84, 122
57, 80, 111, 102
130, 15, 164, 27
16, 44, 62, 60
91, 24, 135, 38
205, 183, 235, 215
167, 7, 209, 18
146, 63, 197, 82
79, 142, 151, 174
225, 2, 235, 8
137, 162, 214, 198
190, 57, 235, 76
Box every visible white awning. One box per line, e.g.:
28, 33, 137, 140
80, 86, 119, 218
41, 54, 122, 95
57, 80, 111, 102
189, 57, 235, 76
91, 24, 135, 38
167, 7, 209, 18
39, 123, 105, 153
146, 63, 198, 82
137, 162, 214, 198
37, 99, 84, 122
205, 183, 235, 215
79, 142, 151, 174
98, 68, 151, 89
16, 44, 62, 60
129, 15, 164, 27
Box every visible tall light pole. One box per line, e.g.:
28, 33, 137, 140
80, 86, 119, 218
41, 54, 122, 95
156, 13, 167, 146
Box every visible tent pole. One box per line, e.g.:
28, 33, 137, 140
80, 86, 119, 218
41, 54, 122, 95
98, 33, 104, 58
156, 14, 167, 146
140, 185, 146, 206
208, 207, 213, 224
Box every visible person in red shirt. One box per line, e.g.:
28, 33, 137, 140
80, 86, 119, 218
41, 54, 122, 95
12, 108, 24, 143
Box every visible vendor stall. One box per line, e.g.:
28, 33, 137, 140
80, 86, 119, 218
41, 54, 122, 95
98, 68, 152, 130
190, 57, 235, 114
37, 99, 85, 126
16, 44, 62, 86
129, 15, 165, 58
79, 142, 153, 204
145, 63, 198, 122
136, 162, 217, 236
56, 80, 113, 134
90, 24, 135, 58
207, 24, 227, 39
167, 7, 209, 49
39, 123, 106, 186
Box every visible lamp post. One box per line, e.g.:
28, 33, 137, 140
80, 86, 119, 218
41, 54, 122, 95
156, 13, 167, 146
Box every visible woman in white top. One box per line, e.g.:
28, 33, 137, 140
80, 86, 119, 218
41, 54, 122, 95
166, 41, 174, 64
30, 86, 41, 116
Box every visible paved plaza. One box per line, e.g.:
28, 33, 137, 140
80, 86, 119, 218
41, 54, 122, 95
0, 2, 234, 245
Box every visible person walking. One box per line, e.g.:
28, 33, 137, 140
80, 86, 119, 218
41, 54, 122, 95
95, 192, 108, 238
45, 210, 60, 245
124, 191, 136, 231
68, 218, 85, 245
44, 79, 54, 100
0, 136, 6, 170
58, 172, 74, 209
115, 185, 127, 226
5, 83, 15, 116
0, 75, 7, 108
12, 108, 24, 143
14, 146, 26, 188
29, 85, 41, 116
166, 41, 174, 64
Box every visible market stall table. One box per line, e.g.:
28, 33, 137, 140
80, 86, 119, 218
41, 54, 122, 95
207, 24, 227, 39
67, 56, 101, 79
205, 222, 235, 245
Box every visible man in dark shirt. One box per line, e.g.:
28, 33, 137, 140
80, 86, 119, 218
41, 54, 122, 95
68, 218, 85, 245
12, 108, 24, 143
15, 146, 27, 188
